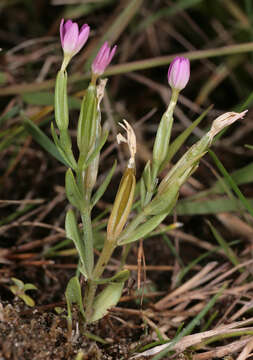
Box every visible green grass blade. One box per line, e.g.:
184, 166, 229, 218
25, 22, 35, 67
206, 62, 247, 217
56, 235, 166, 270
208, 149, 253, 217
137, 0, 204, 31
152, 283, 226, 360
23, 114, 68, 167
207, 221, 241, 271
22, 91, 81, 109
176, 197, 252, 215
0, 105, 20, 127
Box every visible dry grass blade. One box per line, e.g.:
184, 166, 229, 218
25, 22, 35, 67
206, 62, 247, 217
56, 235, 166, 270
155, 262, 218, 310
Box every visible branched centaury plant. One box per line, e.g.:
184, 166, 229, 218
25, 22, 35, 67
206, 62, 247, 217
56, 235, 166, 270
52, 19, 247, 324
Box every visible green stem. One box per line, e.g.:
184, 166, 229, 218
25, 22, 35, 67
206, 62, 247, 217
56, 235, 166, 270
85, 239, 116, 322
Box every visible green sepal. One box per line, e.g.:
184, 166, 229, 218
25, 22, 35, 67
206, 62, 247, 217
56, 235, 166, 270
91, 160, 117, 208
65, 209, 88, 278
85, 130, 108, 169
65, 276, 86, 323
140, 177, 146, 208
77, 84, 98, 158
78, 129, 108, 173
143, 161, 152, 191
152, 89, 179, 171
65, 169, 84, 211
51, 122, 75, 169
55, 70, 69, 131
89, 281, 125, 323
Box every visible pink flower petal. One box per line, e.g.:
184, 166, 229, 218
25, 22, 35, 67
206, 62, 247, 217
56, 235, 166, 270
75, 24, 90, 55
62, 22, 78, 53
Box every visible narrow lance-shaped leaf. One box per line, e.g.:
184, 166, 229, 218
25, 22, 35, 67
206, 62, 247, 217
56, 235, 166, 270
91, 160, 117, 208
89, 281, 126, 323
65, 209, 88, 278
65, 276, 85, 324
51, 122, 75, 169
65, 169, 84, 211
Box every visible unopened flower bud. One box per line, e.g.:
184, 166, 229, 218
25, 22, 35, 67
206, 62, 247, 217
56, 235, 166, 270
60, 19, 90, 70
167, 56, 190, 91
92, 42, 117, 76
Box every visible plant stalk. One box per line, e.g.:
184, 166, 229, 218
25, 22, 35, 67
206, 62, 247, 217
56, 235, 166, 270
85, 238, 116, 322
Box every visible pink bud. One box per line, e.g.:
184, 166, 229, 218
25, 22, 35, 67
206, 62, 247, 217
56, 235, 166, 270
92, 42, 117, 76
60, 19, 90, 57
167, 56, 190, 91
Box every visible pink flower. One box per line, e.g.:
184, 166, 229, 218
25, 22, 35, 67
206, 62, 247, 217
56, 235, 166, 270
92, 42, 117, 76
60, 19, 90, 57
167, 56, 190, 91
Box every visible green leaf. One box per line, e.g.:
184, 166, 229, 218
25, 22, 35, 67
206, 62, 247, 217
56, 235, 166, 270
19, 294, 35, 307
91, 160, 117, 208
65, 169, 84, 211
93, 269, 130, 284
23, 283, 38, 291
50, 122, 75, 168
11, 277, 24, 289
89, 281, 125, 323
65, 209, 87, 278
23, 114, 68, 166
0, 105, 20, 127
145, 181, 179, 215
65, 276, 85, 322
22, 91, 81, 109
119, 213, 167, 245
